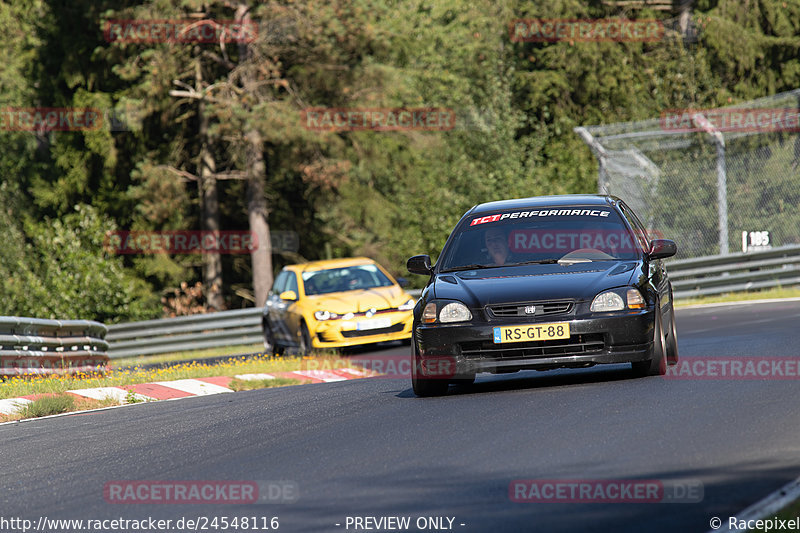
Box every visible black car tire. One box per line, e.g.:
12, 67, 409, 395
632, 307, 667, 377
665, 303, 679, 365
411, 342, 449, 397
298, 321, 312, 356
451, 374, 476, 386
263, 320, 284, 356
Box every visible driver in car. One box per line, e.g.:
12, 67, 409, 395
485, 227, 521, 266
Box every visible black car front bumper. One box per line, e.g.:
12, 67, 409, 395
414, 309, 655, 376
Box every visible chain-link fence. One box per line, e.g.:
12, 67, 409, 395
575, 89, 800, 260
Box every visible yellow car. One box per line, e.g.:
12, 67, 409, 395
262, 257, 416, 354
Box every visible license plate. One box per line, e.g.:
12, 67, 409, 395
356, 318, 392, 331
493, 322, 570, 344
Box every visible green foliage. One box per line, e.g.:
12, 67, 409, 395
125, 388, 146, 404
18, 394, 75, 419
0, 0, 798, 312
697, 0, 800, 99
228, 377, 302, 391
0, 186, 160, 322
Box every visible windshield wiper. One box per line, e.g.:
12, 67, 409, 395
511, 258, 596, 267
507, 259, 559, 266
440, 263, 497, 272
558, 258, 593, 266
442, 258, 593, 272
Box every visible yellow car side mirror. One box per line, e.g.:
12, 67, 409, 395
279, 290, 298, 301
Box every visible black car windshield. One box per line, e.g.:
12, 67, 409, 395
302, 264, 394, 295
439, 206, 643, 271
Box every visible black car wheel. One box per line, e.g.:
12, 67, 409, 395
632, 307, 667, 377
451, 374, 476, 386
263, 320, 284, 356
411, 341, 449, 397
297, 321, 313, 356
665, 303, 679, 365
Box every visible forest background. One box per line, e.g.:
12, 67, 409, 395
1, 0, 797, 322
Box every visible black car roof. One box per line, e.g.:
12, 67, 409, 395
467, 194, 619, 216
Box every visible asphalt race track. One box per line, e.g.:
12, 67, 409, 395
3, 300, 800, 532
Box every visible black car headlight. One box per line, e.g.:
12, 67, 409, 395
422, 301, 472, 323
590, 288, 645, 312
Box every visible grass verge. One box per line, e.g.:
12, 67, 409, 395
0, 353, 352, 400
228, 377, 302, 391
0, 353, 357, 422
0, 393, 120, 423
111, 343, 266, 368
19, 394, 75, 418
675, 286, 800, 308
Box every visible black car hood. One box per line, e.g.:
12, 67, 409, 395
432, 261, 639, 306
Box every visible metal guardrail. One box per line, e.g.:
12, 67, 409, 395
669, 245, 800, 299
106, 308, 263, 359
107, 289, 425, 359
0, 317, 109, 375
106, 248, 800, 361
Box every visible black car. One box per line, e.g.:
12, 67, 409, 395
406, 194, 678, 396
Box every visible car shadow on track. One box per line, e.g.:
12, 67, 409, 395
396, 364, 645, 398
336, 339, 410, 356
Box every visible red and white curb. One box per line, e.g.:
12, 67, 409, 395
0, 367, 373, 417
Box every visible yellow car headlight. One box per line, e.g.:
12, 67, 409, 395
398, 298, 416, 311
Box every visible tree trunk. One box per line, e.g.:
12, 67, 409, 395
246, 129, 273, 307
196, 58, 225, 311
678, 0, 693, 38
237, 2, 273, 307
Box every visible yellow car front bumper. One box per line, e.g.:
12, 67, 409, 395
310, 311, 413, 348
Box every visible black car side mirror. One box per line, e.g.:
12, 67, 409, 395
407, 254, 433, 275
648, 239, 677, 260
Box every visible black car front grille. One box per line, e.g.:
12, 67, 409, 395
487, 301, 574, 318
341, 323, 405, 338
459, 333, 605, 360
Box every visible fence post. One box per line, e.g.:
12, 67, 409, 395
691, 113, 728, 255
574, 127, 609, 194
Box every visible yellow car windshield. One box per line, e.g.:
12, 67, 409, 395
302, 265, 394, 296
